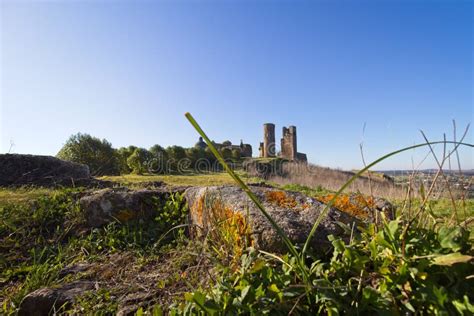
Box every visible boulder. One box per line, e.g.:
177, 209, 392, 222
79, 187, 188, 228
18, 281, 95, 316
184, 186, 361, 252
0, 154, 90, 187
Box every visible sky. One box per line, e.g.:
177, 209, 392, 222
1, 0, 472, 170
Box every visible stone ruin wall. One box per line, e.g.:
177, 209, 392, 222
280, 126, 297, 160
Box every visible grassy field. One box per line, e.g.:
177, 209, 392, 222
100, 171, 261, 187
0, 187, 70, 207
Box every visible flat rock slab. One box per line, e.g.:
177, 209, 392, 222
79, 187, 188, 228
18, 281, 95, 316
0, 154, 90, 187
184, 186, 361, 252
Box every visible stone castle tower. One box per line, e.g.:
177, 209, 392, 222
262, 123, 276, 157
281, 126, 297, 160
259, 123, 307, 162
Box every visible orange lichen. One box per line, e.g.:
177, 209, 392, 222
316, 193, 375, 219
265, 191, 298, 208
193, 194, 253, 269
115, 210, 135, 222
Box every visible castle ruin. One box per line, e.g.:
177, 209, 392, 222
259, 123, 307, 162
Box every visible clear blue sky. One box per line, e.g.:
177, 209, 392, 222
1, 0, 472, 170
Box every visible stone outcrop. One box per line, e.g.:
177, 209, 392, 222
184, 186, 362, 252
79, 187, 188, 228
18, 281, 95, 316
0, 154, 90, 187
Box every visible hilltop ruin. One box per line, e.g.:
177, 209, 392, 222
259, 123, 307, 162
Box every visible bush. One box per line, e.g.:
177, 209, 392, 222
57, 133, 120, 176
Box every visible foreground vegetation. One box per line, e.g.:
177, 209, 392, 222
0, 182, 472, 314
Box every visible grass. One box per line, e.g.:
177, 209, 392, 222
0, 187, 66, 207
0, 189, 195, 314
100, 171, 261, 187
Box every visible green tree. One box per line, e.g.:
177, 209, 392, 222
127, 148, 152, 175
220, 147, 233, 160
166, 146, 187, 172
231, 148, 241, 161
149, 144, 168, 174
116, 146, 137, 174
186, 147, 206, 166
57, 133, 119, 176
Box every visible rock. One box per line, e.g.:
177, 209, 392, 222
18, 281, 95, 316
117, 292, 157, 316
0, 154, 90, 187
372, 197, 396, 220
79, 187, 187, 228
184, 186, 361, 252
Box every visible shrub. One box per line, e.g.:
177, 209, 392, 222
57, 133, 120, 176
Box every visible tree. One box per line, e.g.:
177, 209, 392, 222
166, 146, 187, 172
57, 133, 119, 176
127, 148, 152, 175
220, 147, 233, 160
186, 147, 206, 166
231, 148, 241, 161
149, 144, 168, 174
116, 146, 137, 174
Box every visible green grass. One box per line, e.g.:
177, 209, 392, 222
99, 171, 261, 187
0, 187, 65, 207
0, 188, 192, 314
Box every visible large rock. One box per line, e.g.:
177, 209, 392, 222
18, 281, 95, 316
79, 187, 187, 228
0, 154, 90, 187
184, 186, 362, 252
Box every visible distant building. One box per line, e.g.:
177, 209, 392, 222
194, 137, 252, 158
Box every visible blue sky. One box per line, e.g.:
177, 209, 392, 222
1, 0, 472, 170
